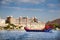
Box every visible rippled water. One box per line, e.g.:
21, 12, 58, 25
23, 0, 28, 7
0, 30, 60, 40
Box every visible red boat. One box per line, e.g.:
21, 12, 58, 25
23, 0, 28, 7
24, 26, 52, 32
24, 27, 44, 32
24, 17, 52, 32
24, 24, 53, 32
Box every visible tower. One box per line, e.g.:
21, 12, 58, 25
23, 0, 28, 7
19, 16, 22, 25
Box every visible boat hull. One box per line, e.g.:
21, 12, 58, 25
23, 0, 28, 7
24, 27, 52, 32
25, 30, 44, 32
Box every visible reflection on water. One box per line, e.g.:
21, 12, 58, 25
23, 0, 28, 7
0, 30, 60, 40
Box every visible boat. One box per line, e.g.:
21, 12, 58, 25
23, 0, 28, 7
24, 17, 52, 32
24, 27, 44, 32
24, 27, 52, 32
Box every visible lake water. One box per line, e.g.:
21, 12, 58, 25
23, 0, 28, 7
0, 30, 60, 40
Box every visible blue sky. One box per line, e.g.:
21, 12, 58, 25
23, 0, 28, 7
0, 0, 60, 23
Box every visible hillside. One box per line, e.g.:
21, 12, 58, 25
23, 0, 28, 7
46, 18, 60, 25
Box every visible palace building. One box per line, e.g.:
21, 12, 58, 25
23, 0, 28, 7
0, 17, 5, 27
5, 16, 45, 30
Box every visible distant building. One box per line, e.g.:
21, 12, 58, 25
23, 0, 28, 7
0, 18, 5, 27
5, 16, 45, 30
6, 16, 19, 25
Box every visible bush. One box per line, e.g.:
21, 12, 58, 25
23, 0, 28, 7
53, 23, 60, 30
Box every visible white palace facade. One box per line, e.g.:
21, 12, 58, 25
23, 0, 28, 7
5, 16, 45, 30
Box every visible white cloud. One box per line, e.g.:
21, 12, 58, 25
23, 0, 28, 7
2, 6, 60, 13
3, 6, 60, 13
47, 3, 60, 8
57, 4, 60, 7
47, 4, 56, 8
20, 0, 46, 4
48, 10, 60, 13
1, 0, 46, 5
1, 0, 12, 4
48, 10, 55, 12
2, 6, 44, 12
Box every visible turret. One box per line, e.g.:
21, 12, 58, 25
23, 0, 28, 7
19, 16, 22, 24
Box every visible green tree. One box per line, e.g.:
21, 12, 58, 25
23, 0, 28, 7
4, 24, 10, 30
53, 23, 60, 30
